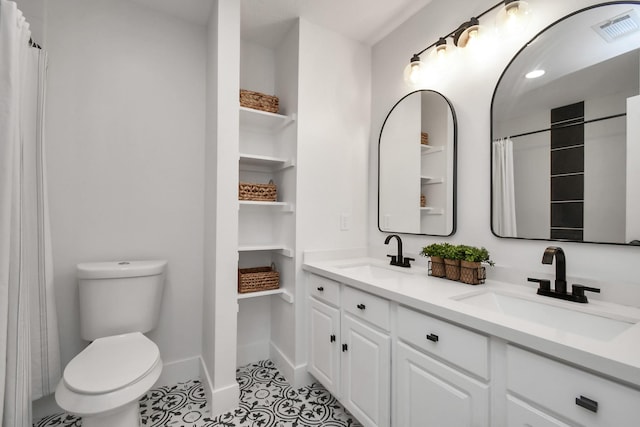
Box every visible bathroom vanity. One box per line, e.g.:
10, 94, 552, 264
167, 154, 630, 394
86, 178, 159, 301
303, 256, 640, 427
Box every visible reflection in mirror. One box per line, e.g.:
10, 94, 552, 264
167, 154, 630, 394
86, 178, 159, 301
492, 2, 640, 245
379, 90, 456, 236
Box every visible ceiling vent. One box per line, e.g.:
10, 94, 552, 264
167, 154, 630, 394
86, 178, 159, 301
593, 9, 640, 43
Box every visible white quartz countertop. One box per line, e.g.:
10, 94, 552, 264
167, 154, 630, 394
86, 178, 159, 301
303, 257, 640, 388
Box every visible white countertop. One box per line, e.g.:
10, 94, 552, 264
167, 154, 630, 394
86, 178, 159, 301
303, 256, 640, 388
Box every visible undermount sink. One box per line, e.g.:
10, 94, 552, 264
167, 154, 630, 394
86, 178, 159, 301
336, 263, 410, 280
454, 290, 637, 341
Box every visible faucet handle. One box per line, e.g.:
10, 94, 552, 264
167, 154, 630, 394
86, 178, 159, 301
527, 277, 551, 291
387, 254, 397, 265
572, 284, 600, 301
401, 257, 415, 267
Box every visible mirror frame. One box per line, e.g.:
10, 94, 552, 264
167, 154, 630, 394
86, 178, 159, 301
378, 89, 458, 236
490, 1, 640, 246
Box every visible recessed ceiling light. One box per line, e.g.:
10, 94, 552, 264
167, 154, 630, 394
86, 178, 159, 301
525, 69, 545, 79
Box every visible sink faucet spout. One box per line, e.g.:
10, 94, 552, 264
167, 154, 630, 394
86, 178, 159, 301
542, 246, 566, 294
384, 234, 414, 268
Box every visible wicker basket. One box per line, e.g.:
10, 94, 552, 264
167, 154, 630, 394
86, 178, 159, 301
420, 194, 427, 208
428, 256, 446, 278
240, 89, 279, 113
460, 261, 486, 285
239, 180, 277, 202
238, 264, 280, 294
421, 132, 429, 145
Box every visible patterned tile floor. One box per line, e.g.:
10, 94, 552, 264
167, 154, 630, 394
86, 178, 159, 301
34, 360, 362, 427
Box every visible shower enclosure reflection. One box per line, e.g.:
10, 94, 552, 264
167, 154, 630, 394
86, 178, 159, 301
491, 2, 640, 245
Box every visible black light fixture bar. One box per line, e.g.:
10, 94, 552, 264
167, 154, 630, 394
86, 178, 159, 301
411, 0, 508, 58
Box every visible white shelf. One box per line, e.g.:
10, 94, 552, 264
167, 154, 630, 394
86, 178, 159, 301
239, 107, 295, 131
420, 176, 445, 184
421, 145, 445, 155
239, 200, 294, 212
239, 153, 294, 172
238, 245, 293, 258
420, 207, 444, 215
237, 288, 294, 303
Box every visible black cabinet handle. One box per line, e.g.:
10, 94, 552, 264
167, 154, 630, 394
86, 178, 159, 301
317, 286, 324, 292
330, 334, 336, 343
357, 303, 366, 310
426, 333, 439, 342
342, 344, 348, 352
575, 395, 598, 413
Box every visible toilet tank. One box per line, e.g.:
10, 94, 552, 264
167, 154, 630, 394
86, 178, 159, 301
77, 260, 167, 341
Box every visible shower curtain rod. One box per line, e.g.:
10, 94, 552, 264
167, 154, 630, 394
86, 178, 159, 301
29, 37, 41, 49
503, 112, 626, 140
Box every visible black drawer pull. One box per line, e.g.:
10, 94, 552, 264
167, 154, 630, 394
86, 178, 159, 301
342, 344, 348, 352
426, 333, 439, 342
575, 395, 598, 413
317, 286, 324, 292
357, 303, 366, 310
330, 334, 336, 343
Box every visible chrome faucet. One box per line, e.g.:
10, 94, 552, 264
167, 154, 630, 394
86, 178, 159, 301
384, 234, 414, 268
528, 246, 600, 303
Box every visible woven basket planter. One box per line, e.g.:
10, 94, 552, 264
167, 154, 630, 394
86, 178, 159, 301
239, 180, 277, 202
421, 132, 429, 145
240, 89, 279, 113
460, 260, 486, 285
444, 258, 461, 281
429, 256, 446, 278
238, 265, 280, 294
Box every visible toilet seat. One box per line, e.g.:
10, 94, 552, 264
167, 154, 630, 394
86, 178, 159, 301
63, 332, 160, 395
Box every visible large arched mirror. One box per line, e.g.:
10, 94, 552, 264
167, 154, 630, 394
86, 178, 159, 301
492, 2, 640, 245
379, 90, 457, 236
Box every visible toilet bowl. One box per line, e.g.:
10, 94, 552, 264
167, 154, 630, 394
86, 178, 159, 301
56, 332, 162, 427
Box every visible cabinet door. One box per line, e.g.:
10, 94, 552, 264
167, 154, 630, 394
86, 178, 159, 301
396, 342, 489, 427
506, 395, 571, 427
308, 298, 340, 396
341, 314, 391, 427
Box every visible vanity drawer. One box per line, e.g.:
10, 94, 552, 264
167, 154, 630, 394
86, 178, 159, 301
397, 305, 489, 380
342, 286, 390, 331
507, 345, 640, 426
308, 274, 340, 307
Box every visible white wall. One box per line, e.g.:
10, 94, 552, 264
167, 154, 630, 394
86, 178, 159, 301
371, 0, 640, 305
202, 0, 241, 414
45, 0, 206, 376
297, 17, 371, 371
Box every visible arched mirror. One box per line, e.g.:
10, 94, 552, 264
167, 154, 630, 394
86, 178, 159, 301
492, 2, 640, 245
379, 90, 457, 236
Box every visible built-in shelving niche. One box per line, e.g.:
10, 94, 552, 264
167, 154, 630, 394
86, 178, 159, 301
236, 33, 299, 369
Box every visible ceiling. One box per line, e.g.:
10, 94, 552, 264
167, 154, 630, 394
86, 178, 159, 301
129, 0, 433, 47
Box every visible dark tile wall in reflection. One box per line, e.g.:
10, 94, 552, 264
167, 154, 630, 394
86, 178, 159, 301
550, 102, 584, 241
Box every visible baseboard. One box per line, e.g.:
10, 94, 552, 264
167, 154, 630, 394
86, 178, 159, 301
199, 356, 240, 417
269, 342, 313, 388
155, 355, 201, 387
237, 340, 270, 367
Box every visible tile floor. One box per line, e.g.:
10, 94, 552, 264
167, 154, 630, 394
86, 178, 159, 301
34, 360, 362, 427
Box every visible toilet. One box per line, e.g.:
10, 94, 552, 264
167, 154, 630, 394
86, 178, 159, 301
55, 260, 167, 427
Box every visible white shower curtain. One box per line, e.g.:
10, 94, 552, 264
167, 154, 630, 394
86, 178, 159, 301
492, 138, 517, 237
0, 1, 61, 426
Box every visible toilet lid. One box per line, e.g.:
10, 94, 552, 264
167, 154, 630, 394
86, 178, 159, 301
63, 332, 160, 395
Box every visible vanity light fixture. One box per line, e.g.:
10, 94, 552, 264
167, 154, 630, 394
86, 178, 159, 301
525, 69, 545, 79
403, 0, 534, 85
496, 0, 532, 33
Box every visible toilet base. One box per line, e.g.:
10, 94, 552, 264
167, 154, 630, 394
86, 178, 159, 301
82, 402, 140, 427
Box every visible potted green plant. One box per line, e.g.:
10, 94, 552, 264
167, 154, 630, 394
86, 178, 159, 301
459, 245, 494, 285
442, 243, 464, 281
420, 243, 446, 277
